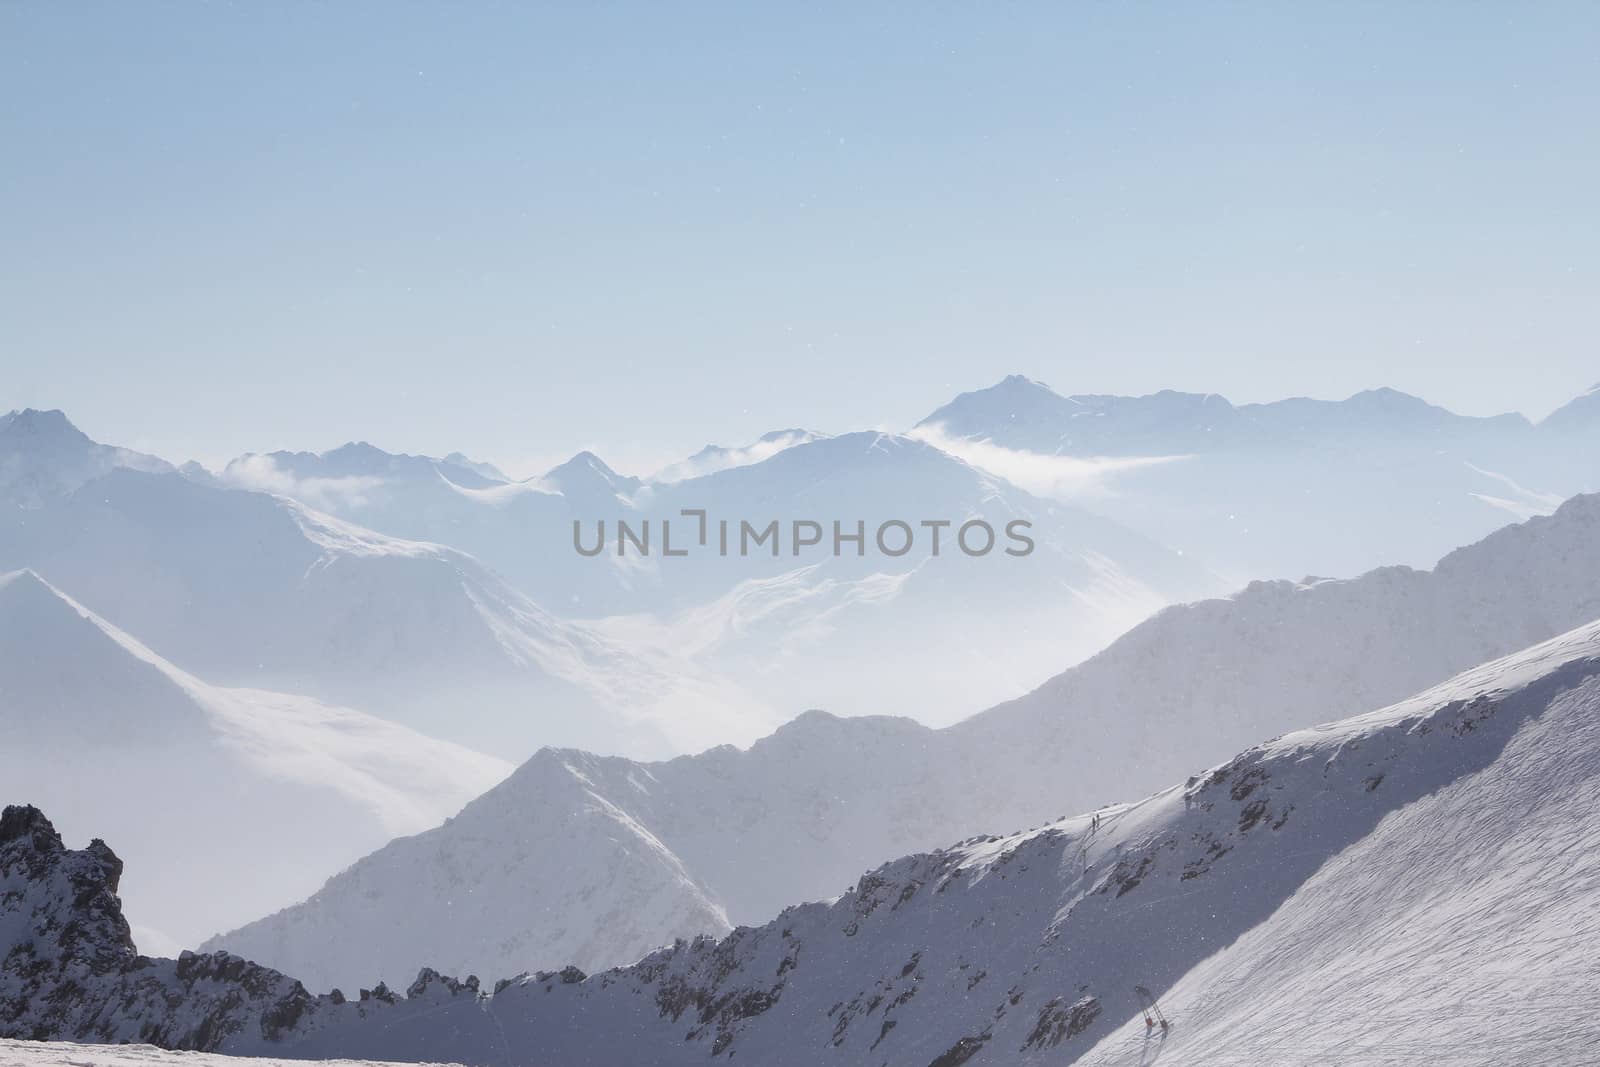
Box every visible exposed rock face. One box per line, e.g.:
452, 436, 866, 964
0, 805, 454, 1052
1, 804, 139, 1036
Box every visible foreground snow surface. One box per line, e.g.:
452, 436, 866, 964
0, 1042, 462, 1067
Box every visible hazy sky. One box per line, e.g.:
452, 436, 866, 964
3, 3, 1596, 475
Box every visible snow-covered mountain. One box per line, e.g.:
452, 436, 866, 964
207, 492, 1600, 993
918, 375, 1534, 454
200, 744, 738, 996
10, 616, 1600, 1064
216, 427, 1222, 726
0, 409, 171, 509
915, 375, 1600, 581
0, 457, 761, 758
0, 569, 510, 951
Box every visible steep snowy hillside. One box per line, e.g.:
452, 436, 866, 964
0, 462, 761, 757
204, 713, 971, 992
915, 375, 1598, 580
204, 745, 736, 995
0, 569, 510, 949
950, 488, 1600, 829
211, 493, 1600, 991
0, 409, 171, 508
1074, 639, 1600, 1066
11, 620, 1600, 1064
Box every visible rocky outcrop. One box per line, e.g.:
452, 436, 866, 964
0, 805, 467, 1052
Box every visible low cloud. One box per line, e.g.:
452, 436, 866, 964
908, 423, 1186, 499
651, 431, 819, 484
221, 455, 385, 511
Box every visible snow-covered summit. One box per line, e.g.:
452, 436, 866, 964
0, 409, 172, 508
536, 449, 643, 500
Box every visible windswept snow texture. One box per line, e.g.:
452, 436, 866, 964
12, 620, 1600, 1064
211, 493, 1600, 991
0, 569, 510, 950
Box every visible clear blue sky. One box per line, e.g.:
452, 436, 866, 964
3, 3, 1596, 474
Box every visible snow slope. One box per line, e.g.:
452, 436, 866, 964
11, 618, 1600, 1064
0, 569, 510, 949
209, 492, 1600, 992
1075, 636, 1600, 1066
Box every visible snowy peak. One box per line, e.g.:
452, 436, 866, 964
0, 568, 211, 746
915, 374, 1087, 438
0, 408, 172, 507
1540, 379, 1600, 432
539, 450, 642, 498
0, 407, 91, 446
0, 566, 57, 606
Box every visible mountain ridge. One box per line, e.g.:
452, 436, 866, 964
207, 491, 1600, 992
10, 614, 1600, 1064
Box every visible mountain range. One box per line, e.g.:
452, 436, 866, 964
1, 404, 1219, 742
4, 377, 1598, 1002
917, 375, 1600, 582
206, 490, 1600, 993
7, 613, 1598, 1064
